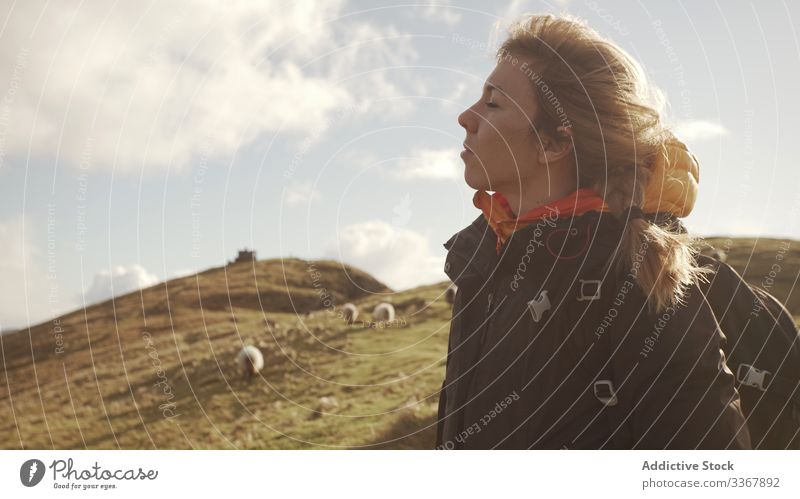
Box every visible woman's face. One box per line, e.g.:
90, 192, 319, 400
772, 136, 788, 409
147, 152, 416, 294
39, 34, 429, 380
458, 56, 542, 192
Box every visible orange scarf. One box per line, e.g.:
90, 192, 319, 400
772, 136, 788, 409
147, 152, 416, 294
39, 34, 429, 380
473, 188, 609, 254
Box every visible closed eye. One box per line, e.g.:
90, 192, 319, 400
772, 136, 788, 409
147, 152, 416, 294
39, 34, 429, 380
485, 102, 499, 108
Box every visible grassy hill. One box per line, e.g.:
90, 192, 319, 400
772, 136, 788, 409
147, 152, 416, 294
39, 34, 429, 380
1, 237, 798, 450
0, 258, 451, 449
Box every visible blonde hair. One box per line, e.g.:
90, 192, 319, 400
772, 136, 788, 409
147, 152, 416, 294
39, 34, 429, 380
498, 14, 710, 314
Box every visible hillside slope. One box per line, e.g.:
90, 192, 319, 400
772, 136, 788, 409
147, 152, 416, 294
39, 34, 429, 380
1, 258, 454, 449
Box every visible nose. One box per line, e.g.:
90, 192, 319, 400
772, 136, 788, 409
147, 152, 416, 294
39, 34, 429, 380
458, 104, 478, 134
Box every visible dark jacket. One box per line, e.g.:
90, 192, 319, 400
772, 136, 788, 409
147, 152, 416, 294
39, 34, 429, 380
435, 211, 751, 449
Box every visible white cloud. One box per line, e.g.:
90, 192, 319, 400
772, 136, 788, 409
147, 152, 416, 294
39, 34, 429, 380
392, 147, 462, 180
337, 147, 382, 174
419, 1, 462, 26
0, 0, 419, 174
498, 0, 529, 21
284, 182, 322, 206
438, 80, 472, 111
322, 21, 420, 120
326, 220, 445, 290
83, 264, 159, 305
449, 81, 470, 103
673, 120, 728, 141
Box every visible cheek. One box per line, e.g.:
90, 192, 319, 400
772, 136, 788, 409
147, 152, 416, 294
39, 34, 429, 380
481, 113, 532, 152
478, 124, 537, 179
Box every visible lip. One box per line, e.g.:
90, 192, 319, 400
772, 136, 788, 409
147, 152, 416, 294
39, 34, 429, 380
461, 142, 474, 155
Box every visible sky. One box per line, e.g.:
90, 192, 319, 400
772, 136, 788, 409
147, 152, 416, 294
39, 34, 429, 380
1, 0, 799, 330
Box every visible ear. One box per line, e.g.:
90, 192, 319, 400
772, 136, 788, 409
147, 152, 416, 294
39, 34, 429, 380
537, 125, 574, 164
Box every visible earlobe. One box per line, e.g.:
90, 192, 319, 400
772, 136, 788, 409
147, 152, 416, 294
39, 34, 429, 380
537, 145, 550, 164
556, 140, 575, 161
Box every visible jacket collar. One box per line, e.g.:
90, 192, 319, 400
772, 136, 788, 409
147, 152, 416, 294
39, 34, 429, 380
442, 215, 497, 285
443, 212, 597, 285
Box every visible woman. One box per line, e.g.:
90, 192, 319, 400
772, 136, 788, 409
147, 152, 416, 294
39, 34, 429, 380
435, 14, 751, 449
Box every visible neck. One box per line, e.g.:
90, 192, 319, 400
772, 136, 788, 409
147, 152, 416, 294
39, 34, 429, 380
491, 156, 579, 216
496, 182, 577, 217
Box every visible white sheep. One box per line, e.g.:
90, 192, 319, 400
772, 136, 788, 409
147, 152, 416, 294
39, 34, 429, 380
372, 302, 395, 322
341, 303, 359, 324
236, 345, 264, 383
445, 284, 458, 305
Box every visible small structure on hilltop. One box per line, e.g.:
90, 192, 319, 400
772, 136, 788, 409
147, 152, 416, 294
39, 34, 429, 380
229, 248, 256, 265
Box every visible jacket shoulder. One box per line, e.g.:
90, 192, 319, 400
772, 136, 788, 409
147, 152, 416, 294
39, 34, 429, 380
443, 215, 497, 283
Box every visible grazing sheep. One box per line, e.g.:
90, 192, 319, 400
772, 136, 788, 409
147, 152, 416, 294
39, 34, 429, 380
309, 396, 340, 419
445, 284, 458, 305
236, 345, 264, 383
372, 302, 395, 322
318, 396, 339, 412
341, 303, 359, 324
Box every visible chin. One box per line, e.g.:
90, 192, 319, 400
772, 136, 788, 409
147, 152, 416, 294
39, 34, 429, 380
463, 164, 491, 191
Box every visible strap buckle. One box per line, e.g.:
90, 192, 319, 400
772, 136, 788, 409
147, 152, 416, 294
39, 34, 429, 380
577, 279, 602, 301
736, 363, 772, 392
593, 380, 618, 406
